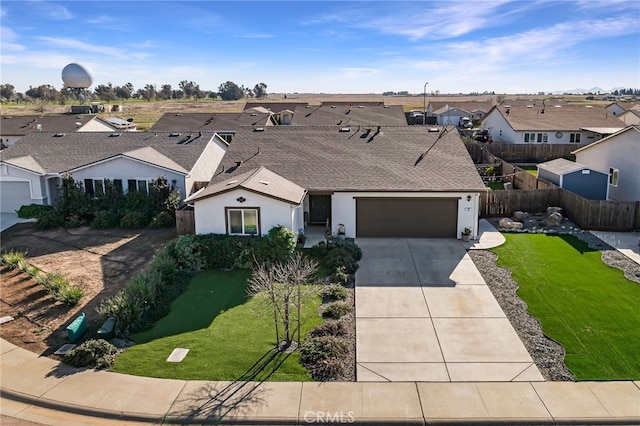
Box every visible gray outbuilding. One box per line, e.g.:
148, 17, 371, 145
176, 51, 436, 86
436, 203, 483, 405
538, 158, 609, 200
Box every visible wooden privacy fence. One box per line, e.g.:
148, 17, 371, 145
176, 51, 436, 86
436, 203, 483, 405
481, 185, 640, 231
466, 141, 589, 162
176, 208, 195, 235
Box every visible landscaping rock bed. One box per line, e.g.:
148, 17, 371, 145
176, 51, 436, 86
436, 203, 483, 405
473, 216, 640, 381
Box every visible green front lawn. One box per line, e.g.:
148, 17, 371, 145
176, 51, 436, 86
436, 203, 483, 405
492, 234, 640, 380
112, 269, 323, 381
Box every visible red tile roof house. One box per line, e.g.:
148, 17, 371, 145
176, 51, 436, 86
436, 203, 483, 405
0, 131, 227, 214
185, 125, 486, 241
481, 102, 625, 145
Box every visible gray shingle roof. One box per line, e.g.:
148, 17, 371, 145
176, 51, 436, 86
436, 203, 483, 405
0, 131, 217, 174
0, 114, 95, 135
150, 112, 272, 131
187, 166, 306, 204
290, 104, 408, 127
538, 158, 590, 175
243, 102, 309, 113
489, 104, 624, 131
209, 126, 485, 192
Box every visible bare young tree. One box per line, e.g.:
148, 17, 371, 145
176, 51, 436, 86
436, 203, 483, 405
247, 252, 318, 351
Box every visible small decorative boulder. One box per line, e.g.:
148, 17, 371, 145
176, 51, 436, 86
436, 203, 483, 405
499, 217, 524, 229
547, 212, 563, 226
513, 211, 529, 220
547, 206, 563, 215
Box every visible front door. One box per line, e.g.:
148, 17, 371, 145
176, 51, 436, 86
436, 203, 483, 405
309, 194, 331, 224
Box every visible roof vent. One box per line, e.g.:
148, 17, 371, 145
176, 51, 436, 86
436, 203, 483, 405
259, 180, 270, 185
357, 105, 365, 108
110, 133, 121, 137
330, 106, 337, 109
170, 132, 181, 137
585, 105, 593, 108
305, 105, 311, 108
554, 105, 562, 108
526, 105, 533, 108
428, 128, 439, 132
339, 127, 351, 132
254, 127, 265, 132
36, 124, 42, 132
235, 161, 243, 167
250, 113, 257, 116
383, 105, 389, 108
175, 113, 182, 116
226, 180, 238, 185
54, 133, 66, 137
3, 116, 11, 119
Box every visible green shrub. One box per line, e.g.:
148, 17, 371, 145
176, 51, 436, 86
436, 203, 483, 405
308, 320, 346, 338
322, 301, 352, 319
37, 209, 65, 229
300, 335, 349, 365
56, 285, 84, 305
92, 210, 121, 229
1, 250, 26, 268
97, 290, 144, 336
149, 211, 175, 228
64, 214, 83, 228
17, 259, 30, 273
323, 248, 358, 274
332, 240, 362, 261
125, 270, 161, 308
63, 339, 117, 369
308, 357, 346, 381
25, 264, 41, 277
333, 266, 351, 286
45, 272, 69, 295
120, 211, 149, 229
17, 204, 53, 219
320, 284, 348, 301
170, 234, 205, 271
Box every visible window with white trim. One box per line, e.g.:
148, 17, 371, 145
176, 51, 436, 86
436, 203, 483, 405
226, 208, 259, 235
84, 178, 123, 197
524, 132, 536, 143
536, 132, 548, 143
127, 179, 152, 194
569, 133, 581, 143
609, 168, 619, 186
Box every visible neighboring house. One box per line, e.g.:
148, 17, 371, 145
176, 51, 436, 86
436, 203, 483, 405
481, 103, 624, 144
618, 109, 640, 126
0, 114, 136, 147
537, 158, 609, 200
185, 126, 485, 240
290, 102, 408, 127
573, 125, 640, 201
0, 131, 227, 213
431, 105, 472, 127
605, 102, 640, 117
428, 102, 492, 123
150, 112, 274, 138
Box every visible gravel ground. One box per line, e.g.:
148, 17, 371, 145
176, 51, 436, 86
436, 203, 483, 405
471, 216, 640, 381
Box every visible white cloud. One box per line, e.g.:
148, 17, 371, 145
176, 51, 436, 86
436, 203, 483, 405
33, 36, 153, 60
1, 27, 25, 52
338, 67, 381, 79
27, 0, 73, 20
233, 33, 276, 39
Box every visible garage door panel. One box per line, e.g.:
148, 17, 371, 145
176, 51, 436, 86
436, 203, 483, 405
356, 198, 458, 238
0, 181, 32, 213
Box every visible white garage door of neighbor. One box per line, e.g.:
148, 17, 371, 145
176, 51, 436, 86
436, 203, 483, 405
0, 181, 32, 213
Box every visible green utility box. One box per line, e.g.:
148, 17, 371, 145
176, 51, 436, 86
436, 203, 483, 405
66, 312, 87, 343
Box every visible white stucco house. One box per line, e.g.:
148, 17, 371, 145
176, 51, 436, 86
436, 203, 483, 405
185, 126, 486, 240
481, 103, 624, 145
572, 125, 640, 201
0, 131, 227, 213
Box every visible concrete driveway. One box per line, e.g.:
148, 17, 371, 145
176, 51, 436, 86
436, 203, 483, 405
355, 238, 543, 382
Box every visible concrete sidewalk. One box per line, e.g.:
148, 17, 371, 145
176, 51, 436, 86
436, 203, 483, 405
2, 339, 640, 425
590, 230, 640, 266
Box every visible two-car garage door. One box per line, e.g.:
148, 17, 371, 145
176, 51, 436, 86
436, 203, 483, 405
356, 198, 458, 238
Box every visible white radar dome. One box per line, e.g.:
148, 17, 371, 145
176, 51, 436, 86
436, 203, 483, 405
61, 62, 94, 88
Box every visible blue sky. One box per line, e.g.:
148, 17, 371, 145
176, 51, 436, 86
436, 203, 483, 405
1, 1, 638, 94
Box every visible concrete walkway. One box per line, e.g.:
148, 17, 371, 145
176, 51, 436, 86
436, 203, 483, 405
354, 237, 543, 382
2, 339, 640, 425
590, 230, 640, 266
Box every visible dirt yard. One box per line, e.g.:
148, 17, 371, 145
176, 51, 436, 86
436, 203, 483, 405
0, 223, 176, 357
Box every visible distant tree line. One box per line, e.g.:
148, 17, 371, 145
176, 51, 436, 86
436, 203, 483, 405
0, 80, 268, 104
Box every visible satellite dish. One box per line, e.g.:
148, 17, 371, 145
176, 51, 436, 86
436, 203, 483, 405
61, 62, 94, 89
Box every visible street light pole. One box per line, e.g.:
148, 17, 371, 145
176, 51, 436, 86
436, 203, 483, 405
423, 82, 429, 125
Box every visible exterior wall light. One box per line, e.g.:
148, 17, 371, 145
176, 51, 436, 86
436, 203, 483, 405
467, 195, 472, 202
